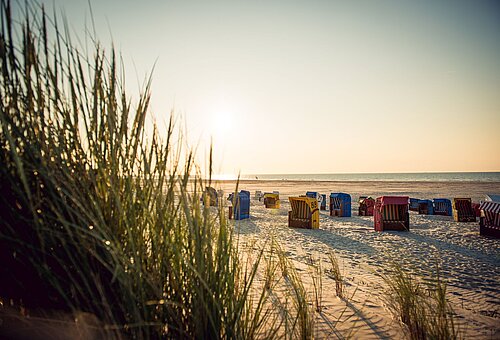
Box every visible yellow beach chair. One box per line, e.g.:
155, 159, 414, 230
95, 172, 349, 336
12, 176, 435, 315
263, 193, 280, 209
288, 196, 319, 229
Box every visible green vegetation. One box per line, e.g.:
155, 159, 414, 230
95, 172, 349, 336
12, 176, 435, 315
327, 251, 344, 299
383, 264, 460, 340
0, 1, 267, 337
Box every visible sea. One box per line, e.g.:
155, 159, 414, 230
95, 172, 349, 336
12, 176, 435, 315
237, 172, 500, 182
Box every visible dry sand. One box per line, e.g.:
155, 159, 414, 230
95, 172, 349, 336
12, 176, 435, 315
216, 180, 500, 339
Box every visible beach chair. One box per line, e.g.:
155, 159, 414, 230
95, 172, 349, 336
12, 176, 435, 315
329, 193, 351, 217
306, 191, 324, 209
288, 196, 319, 229
374, 196, 410, 231
254, 190, 263, 201
228, 190, 250, 220
452, 198, 476, 222
409, 198, 420, 212
432, 198, 452, 216
203, 187, 218, 207
479, 198, 500, 238
418, 199, 434, 215
358, 196, 375, 216
320, 194, 327, 211
472, 202, 481, 217
263, 192, 280, 209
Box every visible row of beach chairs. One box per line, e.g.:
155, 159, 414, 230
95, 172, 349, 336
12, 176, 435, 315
202, 187, 499, 237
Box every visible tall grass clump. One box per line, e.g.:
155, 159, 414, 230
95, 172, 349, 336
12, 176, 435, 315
0, 0, 273, 338
275, 245, 315, 340
383, 264, 460, 340
327, 251, 344, 299
308, 255, 323, 313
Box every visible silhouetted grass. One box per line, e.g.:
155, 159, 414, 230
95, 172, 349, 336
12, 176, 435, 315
0, 1, 278, 338
327, 251, 344, 299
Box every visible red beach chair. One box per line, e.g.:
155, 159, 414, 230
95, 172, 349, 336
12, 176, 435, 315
374, 196, 410, 231
452, 198, 476, 222
358, 196, 375, 216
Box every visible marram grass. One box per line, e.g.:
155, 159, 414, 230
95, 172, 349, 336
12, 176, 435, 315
0, 0, 275, 338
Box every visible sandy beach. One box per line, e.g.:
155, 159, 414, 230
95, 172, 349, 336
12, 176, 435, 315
216, 180, 500, 339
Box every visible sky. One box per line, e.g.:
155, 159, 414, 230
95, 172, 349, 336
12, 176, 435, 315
31, 0, 500, 175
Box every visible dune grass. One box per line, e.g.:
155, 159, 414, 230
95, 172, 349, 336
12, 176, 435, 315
0, 0, 287, 338
383, 264, 460, 340
327, 251, 344, 299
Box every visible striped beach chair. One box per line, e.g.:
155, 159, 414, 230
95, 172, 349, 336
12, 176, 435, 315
418, 199, 434, 215
228, 190, 250, 220
433, 198, 452, 216
263, 192, 280, 209
452, 198, 476, 222
329, 193, 351, 217
479, 200, 500, 238
374, 196, 410, 231
358, 196, 375, 216
288, 196, 319, 229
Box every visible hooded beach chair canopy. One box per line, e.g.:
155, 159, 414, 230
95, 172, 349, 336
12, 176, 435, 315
381, 196, 409, 205
479, 201, 500, 223
306, 191, 321, 201
485, 194, 500, 203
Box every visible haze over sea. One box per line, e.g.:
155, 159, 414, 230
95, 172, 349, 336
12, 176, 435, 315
237, 172, 500, 182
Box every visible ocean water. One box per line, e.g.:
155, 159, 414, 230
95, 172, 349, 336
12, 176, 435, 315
239, 172, 500, 182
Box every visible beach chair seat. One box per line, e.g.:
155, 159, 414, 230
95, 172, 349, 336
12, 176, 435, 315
452, 198, 476, 222
263, 193, 280, 209
288, 196, 319, 229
